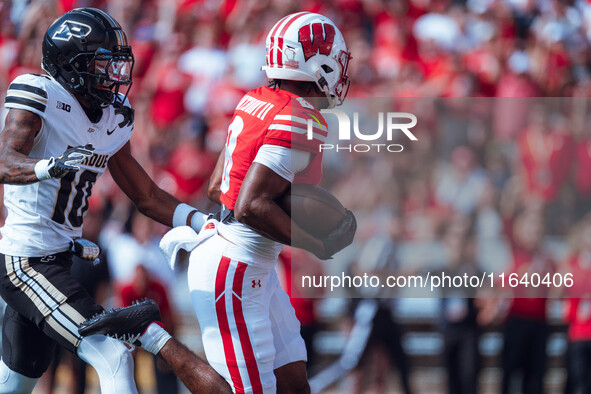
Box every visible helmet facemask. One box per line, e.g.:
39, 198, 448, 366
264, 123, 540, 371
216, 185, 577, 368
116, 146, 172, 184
314, 49, 351, 108
74, 47, 134, 108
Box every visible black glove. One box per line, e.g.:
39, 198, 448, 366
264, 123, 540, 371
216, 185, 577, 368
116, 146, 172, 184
71, 238, 101, 265
44, 144, 94, 179
316, 209, 357, 260
115, 105, 134, 128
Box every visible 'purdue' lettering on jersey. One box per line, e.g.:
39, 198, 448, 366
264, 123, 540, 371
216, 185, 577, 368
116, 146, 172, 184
71, 149, 109, 169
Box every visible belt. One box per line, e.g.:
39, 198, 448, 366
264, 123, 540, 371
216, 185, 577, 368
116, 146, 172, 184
220, 204, 236, 224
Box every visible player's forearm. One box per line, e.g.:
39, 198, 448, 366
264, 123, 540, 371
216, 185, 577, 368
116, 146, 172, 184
134, 188, 182, 227
207, 147, 225, 205
0, 109, 42, 184
0, 151, 40, 184
207, 187, 222, 205
235, 197, 324, 255
108, 145, 183, 227
158, 340, 232, 394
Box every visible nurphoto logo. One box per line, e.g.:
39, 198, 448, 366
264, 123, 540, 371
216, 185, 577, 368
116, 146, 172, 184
307, 110, 418, 153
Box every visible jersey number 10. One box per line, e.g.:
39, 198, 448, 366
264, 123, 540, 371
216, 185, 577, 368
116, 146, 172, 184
51, 170, 98, 228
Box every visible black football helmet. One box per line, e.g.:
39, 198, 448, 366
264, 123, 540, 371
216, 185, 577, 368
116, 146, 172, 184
42, 8, 134, 108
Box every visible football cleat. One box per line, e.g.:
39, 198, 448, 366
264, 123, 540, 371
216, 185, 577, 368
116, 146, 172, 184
78, 298, 161, 345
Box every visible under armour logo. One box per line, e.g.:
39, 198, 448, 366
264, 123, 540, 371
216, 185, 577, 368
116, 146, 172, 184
252, 280, 261, 288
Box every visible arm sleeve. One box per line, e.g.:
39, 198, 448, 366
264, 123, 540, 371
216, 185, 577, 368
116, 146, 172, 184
253, 144, 311, 182
4, 74, 48, 118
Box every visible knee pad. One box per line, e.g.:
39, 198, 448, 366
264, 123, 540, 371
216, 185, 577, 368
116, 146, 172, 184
77, 335, 138, 394
0, 360, 38, 394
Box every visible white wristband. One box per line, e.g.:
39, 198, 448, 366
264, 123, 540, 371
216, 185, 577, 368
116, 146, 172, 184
34, 159, 52, 181
173, 203, 198, 227
140, 322, 172, 355
190, 212, 207, 232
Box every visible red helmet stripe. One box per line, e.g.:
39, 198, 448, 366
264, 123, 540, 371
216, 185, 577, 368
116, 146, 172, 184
268, 36, 275, 67
275, 12, 310, 68
268, 14, 292, 68
276, 37, 283, 67
277, 12, 310, 39
269, 14, 291, 39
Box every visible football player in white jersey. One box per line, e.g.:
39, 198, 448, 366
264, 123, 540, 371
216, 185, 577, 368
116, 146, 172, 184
0, 8, 228, 394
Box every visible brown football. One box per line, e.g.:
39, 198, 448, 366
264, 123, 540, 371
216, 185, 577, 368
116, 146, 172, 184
277, 183, 346, 238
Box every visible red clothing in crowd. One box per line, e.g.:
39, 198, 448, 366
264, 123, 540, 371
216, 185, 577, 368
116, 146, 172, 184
564, 253, 591, 341
567, 299, 591, 342
575, 139, 591, 199
149, 62, 191, 129
120, 277, 175, 330
518, 127, 575, 202
165, 143, 216, 201
504, 219, 551, 321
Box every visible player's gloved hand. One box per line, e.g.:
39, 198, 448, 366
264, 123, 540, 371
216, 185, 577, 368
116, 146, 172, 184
71, 238, 101, 266
316, 209, 357, 260
114, 105, 134, 128
35, 144, 95, 180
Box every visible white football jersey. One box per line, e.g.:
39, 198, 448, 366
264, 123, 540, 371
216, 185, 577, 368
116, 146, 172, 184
0, 73, 133, 257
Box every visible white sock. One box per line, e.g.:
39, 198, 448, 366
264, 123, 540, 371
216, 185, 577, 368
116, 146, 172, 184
77, 335, 138, 394
0, 360, 37, 394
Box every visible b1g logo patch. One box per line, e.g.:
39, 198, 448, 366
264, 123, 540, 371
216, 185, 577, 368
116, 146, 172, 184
56, 101, 71, 112
52, 20, 92, 42
298, 23, 335, 61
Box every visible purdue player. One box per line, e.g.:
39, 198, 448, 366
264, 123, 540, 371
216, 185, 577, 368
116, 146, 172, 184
0, 8, 214, 394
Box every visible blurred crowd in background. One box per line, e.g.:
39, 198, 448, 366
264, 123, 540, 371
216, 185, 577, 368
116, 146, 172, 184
2, 0, 591, 392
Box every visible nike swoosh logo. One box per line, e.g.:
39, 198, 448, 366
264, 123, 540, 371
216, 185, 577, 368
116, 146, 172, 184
106, 127, 116, 135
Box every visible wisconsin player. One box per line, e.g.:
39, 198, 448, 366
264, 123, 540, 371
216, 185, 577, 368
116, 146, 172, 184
74, 12, 355, 394
191, 12, 355, 393
0, 8, 212, 394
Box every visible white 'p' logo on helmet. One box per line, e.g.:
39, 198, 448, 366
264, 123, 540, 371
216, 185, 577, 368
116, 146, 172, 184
52, 20, 93, 42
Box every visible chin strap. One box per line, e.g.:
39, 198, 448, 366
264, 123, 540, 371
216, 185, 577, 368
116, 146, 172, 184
315, 69, 337, 109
